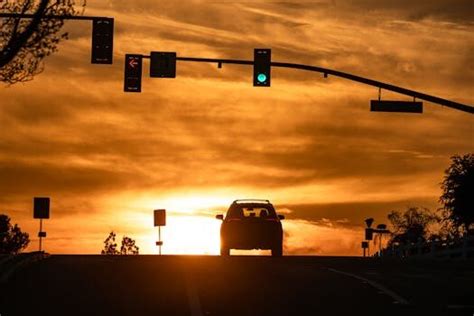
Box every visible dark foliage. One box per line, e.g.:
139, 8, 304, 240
101, 231, 119, 255
440, 153, 474, 233
101, 231, 139, 255
0, 0, 86, 84
0, 214, 30, 254
387, 207, 439, 245
120, 236, 139, 255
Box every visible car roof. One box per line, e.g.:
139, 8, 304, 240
232, 199, 271, 204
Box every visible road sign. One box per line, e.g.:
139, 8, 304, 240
124, 54, 143, 92
253, 48, 271, 87
91, 18, 114, 64
33, 197, 50, 219
150, 52, 176, 78
365, 228, 373, 241
370, 100, 423, 113
154, 209, 166, 227
361, 241, 369, 249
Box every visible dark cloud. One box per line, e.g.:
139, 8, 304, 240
278, 198, 441, 226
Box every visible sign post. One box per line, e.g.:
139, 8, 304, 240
361, 241, 369, 257
33, 197, 50, 252
153, 209, 166, 255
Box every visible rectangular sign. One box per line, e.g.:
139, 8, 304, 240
124, 54, 143, 92
370, 100, 423, 113
361, 241, 369, 249
365, 228, 373, 241
154, 209, 166, 226
150, 52, 176, 78
91, 18, 114, 64
33, 197, 50, 219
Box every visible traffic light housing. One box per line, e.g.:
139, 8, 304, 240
91, 18, 114, 64
124, 54, 142, 92
253, 48, 271, 87
150, 52, 176, 78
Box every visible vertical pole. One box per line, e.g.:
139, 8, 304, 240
39, 219, 43, 252
379, 234, 383, 255
159, 226, 161, 256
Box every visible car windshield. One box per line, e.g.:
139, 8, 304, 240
226, 204, 277, 219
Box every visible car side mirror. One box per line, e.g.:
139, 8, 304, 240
216, 214, 224, 220
278, 215, 285, 220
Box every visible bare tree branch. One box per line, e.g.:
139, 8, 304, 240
0, 0, 87, 84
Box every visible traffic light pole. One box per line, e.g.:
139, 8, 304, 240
140, 55, 474, 114
1, 13, 115, 64
0, 13, 109, 21
39, 218, 43, 252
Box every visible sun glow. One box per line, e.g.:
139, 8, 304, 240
101, 193, 236, 255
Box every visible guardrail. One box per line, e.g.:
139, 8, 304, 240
375, 235, 474, 259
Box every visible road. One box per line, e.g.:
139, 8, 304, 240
1, 255, 473, 316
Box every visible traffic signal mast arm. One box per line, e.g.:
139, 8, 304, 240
141, 55, 474, 114
0, 13, 110, 21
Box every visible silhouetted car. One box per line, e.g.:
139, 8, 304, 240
216, 199, 285, 257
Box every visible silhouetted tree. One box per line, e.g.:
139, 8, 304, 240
0, 214, 30, 254
440, 153, 474, 235
101, 231, 139, 255
387, 207, 439, 245
120, 236, 139, 255
101, 231, 119, 255
0, 0, 86, 84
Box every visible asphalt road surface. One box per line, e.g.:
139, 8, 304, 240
1, 255, 473, 316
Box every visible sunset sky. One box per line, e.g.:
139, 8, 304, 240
1, 0, 473, 256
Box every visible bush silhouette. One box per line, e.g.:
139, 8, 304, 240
387, 207, 439, 245
0, 214, 30, 254
101, 231, 139, 255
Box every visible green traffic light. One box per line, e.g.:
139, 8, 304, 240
257, 73, 267, 83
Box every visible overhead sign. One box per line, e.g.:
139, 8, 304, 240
150, 52, 176, 78
370, 100, 423, 113
124, 54, 143, 92
253, 48, 271, 87
91, 18, 114, 64
33, 197, 50, 219
154, 209, 166, 226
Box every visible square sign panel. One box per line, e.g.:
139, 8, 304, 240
34, 197, 50, 219
150, 52, 176, 78
154, 209, 166, 226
